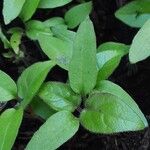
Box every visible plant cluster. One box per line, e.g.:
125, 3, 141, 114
0, 0, 150, 149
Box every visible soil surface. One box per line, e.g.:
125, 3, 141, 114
0, 0, 150, 149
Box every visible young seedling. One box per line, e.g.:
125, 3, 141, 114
0, 0, 149, 149
26, 18, 148, 150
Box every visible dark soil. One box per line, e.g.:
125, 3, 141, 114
1, 0, 150, 149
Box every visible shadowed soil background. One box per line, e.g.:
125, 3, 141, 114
0, 0, 149, 149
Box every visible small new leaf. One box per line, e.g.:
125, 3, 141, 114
10, 29, 23, 55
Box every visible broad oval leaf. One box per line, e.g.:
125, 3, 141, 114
97, 42, 129, 81
38, 34, 72, 70
0, 70, 17, 102
38, 0, 72, 9
19, 0, 40, 22
129, 19, 150, 63
69, 18, 97, 95
65, 1, 92, 29
39, 82, 81, 112
26, 111, 79, 150
80, 93, 148, 133
95, 80, 148, 126
25, 20, 52, 40
0, 108, 23, 150
3, 0, 26, 24
17, 61, 55, 109
115, 0, 150, 28
31, 96, 56, 120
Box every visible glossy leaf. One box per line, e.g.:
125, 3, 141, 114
129, 19, 150, 63
65, 1, 92, 29
19, 0, 40, 22
26, 111, 79, 150
31, 97, 56, 120
38, 34, 72, 70
39, 82, 81, 112
0, 108, 23, 150
0, 70, 17, 102
17, 61, 55, 108
25, 20, 52, 40
115, 0, 150, 28
38, 0, 72, 8
95, 80, 148, 125
80, 93, 148, 133
69, 18, 97, 95
97, 42, 129, 81
3, 0, 26, 24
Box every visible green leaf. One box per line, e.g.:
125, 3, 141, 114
69, 18, 97, 95
65, 1, 92, 29
97, 42, 129, 53
97, 54, 122, 81
19, 0, 40, 22
0, 108, 23, 150
51, 26, 76, 44
3, 0, 26, 24
38, 34, 72, 70
97, 42, 129, 81
31, 97, 56, 120
95, 80, 148, 126
38, 0, 72, 9
80, 93, 148, 133
26, 111, 79, 150
10, 28, 23, 55
25, 20, 52, 40
0, 70, 17, 102
115, 0, 150, 28
43, 17, 65, 27
0, 26, 10, 49
17, 61, 55, 109
39, 82, 81, 112
129, 19, 150, 63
